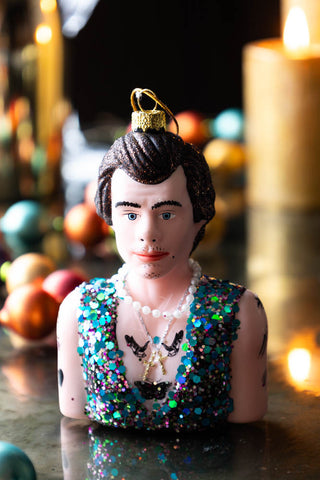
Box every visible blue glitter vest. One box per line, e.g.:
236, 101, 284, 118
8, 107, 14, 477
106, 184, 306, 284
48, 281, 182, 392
77, 275, 245, 431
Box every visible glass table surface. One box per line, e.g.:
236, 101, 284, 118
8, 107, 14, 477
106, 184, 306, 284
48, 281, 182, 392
1, 209, 320, 479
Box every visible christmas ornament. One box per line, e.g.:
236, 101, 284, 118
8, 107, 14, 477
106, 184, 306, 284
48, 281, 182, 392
42, 268, 87, 303
64, 203, 109, 247
0, 284, 59, 340
5, 252, 56, 294
168, 110, 208, 145
0, 442, 36, 480
210, 108, 244, 141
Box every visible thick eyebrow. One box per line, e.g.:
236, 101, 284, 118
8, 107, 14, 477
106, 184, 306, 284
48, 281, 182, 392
151, 200, 182, 210
115, 201, 141, 208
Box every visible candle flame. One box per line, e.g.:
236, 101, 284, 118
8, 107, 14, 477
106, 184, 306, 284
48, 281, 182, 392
283, 7, 310, 53
288, 348, 311, 382
35, 24, 52, 45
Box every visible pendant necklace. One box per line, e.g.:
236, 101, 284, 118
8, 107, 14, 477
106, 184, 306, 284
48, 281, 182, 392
137, 310, 176, 381
113, 259, 202, 381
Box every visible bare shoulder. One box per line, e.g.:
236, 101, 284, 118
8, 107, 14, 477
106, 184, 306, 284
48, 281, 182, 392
238, 288, 267, 320
57, 288, 82, 340
58, 287, 81, 316
236, 289, 268, 348
227, 288, 268, 423
57, 286, 87, 419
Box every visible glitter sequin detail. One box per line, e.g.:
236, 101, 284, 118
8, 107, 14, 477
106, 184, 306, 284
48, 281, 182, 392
78, 275, 245, 431
86, 424, 232, 479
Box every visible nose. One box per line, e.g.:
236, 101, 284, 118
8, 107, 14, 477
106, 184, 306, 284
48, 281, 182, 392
140, 238, 156, 243
138, 214, 158, 244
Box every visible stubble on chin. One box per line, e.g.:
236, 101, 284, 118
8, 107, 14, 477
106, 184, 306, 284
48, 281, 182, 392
141, 263, 161, 279
144, 272, 161, 279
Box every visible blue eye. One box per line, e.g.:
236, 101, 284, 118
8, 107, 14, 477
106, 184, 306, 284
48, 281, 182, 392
127, 213, 137, 221
161, 212, 174, 220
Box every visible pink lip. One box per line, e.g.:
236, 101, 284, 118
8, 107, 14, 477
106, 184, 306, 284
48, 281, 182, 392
134, 252, 169, 262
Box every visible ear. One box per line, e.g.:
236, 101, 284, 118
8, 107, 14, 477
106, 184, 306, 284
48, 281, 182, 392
194, 219, 206, 235
190, 219, 207, 253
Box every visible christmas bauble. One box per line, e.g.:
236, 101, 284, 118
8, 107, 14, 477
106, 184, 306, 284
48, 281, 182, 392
0, 284, 59, 340
5, 253, 56, 294
210, 108, 244, 141
203, 138, 246, 172
0, 200, 47, 243
42, 268, 87, 303
84, 179, 98, 211
168, 110, 208, 145
0, 442, 36, 480
64, 203, 109, 247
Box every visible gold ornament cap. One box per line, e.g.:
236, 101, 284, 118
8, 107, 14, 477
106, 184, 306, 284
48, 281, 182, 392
130, 88, 179, 134
131, 109, 166, 132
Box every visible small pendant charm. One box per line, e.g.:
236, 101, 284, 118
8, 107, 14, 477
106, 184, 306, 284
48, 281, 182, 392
157, 351, 167, 375
142, 350, 167, 381
142, 351, 156, 381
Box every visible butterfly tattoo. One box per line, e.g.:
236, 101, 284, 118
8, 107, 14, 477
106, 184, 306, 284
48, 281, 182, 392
134, 380, 172, 400
125, 335, 149, 359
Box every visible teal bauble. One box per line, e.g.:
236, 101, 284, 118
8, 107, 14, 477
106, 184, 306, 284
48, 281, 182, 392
0, 442, 37, 480
0, 200, 47, 243
210, 108, 244, 141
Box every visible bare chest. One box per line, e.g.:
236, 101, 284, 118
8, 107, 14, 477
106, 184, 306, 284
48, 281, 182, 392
116, 301, 188, 409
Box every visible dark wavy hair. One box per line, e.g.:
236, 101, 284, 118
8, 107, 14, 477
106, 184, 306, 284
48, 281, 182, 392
95, 131, 215, 251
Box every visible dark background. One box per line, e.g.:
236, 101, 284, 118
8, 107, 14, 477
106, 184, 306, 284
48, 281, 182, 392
63, 0, 280, 128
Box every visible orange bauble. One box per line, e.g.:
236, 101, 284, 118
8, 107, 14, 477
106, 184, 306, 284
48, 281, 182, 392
64, 203, 109, 247
5, 253, 56, 294
168, 110, 209, 145
0, 284, 59, 340
203, 138, 246, 172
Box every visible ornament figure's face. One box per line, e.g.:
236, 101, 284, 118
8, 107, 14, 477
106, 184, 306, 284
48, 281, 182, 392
111, 166, 202, 280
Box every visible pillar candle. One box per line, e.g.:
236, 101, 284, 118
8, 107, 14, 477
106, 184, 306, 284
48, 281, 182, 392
243, 13, 320, 210
36, 8, 63, 146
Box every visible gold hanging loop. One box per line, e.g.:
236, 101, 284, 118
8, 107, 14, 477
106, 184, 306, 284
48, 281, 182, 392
130, 88, 179, 135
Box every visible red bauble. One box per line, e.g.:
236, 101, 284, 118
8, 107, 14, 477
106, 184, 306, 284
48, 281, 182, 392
42, 269, 87, 303
84, 180, 98, 211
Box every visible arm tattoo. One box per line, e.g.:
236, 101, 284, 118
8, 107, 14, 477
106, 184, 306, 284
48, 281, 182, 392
258, 326, 268, 358
262, 368, 267, 387
254, 294, 265, 310
58, 368, 64, 387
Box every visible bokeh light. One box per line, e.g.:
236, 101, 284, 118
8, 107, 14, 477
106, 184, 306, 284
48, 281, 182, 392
35, 24, 52, 45
288, 348, 311, 382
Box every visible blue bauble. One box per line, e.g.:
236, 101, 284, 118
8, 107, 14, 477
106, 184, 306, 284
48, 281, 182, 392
210, 109, 244, 141
0, 200, 47, 243
0, 442, 37, 480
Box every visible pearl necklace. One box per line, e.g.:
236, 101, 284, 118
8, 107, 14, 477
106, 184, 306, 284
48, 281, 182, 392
112, 258, 202, 381
112, 258, 202, 321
